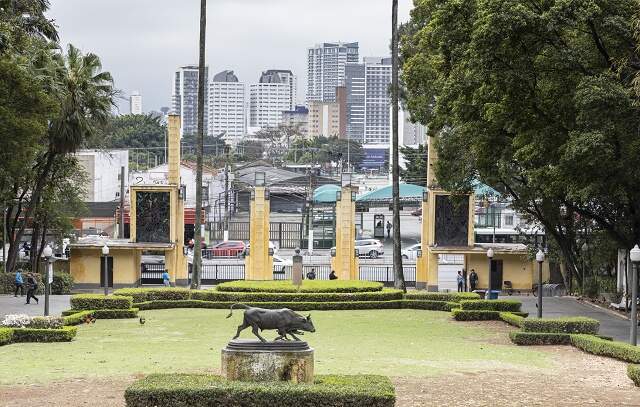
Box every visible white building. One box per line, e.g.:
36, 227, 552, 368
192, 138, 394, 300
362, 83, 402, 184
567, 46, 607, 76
364, 57, 392, 146
75, 150, 129, 202
249, 70, 296, 128
209, 70, 246, 138
172, 65, 209, 137
307, 42, 359, 103
129, 91, 142, 115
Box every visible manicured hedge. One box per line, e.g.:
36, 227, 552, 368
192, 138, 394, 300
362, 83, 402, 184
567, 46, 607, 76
452, 309, 528, 321
404, 292, 480, 302
509, 332, 571, 345
499, 312, 525, 328
11, 326, 77, 343
522, 317, 599, 334
125, 373, 395, 407
63, 310, 95, 326
628, 365, 640, 387
570, 334, 640, 363
136, 300, 405, 311
402, 300, 460, 311
51, 272, 74, 294
216, 280, 384, 293
114, 288, 191, 303
459, 299, 522, 312
0, 328, 13, 346
92, 308, 139, 319
70, 294, 133, 310
191, 289, 404, 303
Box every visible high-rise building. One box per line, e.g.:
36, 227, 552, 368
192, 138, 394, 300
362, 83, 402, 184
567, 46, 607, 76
282, 105, 309, 138
209, 70, 246, 137
307, 101, 341, 138
172, 65, 209, 137
130, 91, 142, 115
363, 57, 392, 145
307, 42, 359, 103
345, 63, 365, 142
249, 70, 296, 128
335, 86, 348, 139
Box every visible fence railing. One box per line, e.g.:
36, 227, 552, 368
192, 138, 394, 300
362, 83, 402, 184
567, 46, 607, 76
189, 263, 246, 284
359, 265, 416, 287
141, 263, 165, 285
273, 264, 332, 281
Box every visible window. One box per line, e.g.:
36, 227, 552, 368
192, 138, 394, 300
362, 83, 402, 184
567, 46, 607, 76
505, 215, 514, 226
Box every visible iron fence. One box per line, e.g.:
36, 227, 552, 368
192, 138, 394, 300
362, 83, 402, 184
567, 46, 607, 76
359, 265, 416, 287
188, 263, 246, 285
273, 264, 332, 280
141, 263, 165, 285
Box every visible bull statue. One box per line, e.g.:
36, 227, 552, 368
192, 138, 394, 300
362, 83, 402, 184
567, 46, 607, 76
226, 303, 316, 343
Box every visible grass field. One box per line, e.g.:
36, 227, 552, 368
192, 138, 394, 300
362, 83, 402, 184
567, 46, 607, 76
0, 309, 551, 385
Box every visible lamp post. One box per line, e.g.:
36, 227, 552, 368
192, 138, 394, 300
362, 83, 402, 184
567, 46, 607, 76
629, 245, 640, 345
487, 248, 494, 300
102, 244, 110, 296
41, 244, 53, 316
536, 249, 545, 318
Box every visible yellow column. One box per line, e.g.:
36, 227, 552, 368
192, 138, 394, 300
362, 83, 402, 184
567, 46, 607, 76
245, 187, 273, 280
331, 186, 359, 280
417, 196, 429, 289
167, 114, 181, 185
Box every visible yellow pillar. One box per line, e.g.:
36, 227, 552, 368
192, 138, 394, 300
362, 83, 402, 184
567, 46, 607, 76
331, 186, 359, 280
245, 187, 273, 280
417, 196, 429, 289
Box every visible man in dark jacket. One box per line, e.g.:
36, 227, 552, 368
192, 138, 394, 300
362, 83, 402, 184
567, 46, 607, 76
25, 273, 39, 305
469, 269, 479, 292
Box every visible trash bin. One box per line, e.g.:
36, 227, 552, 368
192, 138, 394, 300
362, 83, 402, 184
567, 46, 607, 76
488, 290, 500, 300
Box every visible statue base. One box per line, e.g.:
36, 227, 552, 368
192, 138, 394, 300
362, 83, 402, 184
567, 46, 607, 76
221, 339, 314, 383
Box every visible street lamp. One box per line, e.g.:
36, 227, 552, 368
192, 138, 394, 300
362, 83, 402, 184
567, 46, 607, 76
102, 244, 110, 296
487, 248, 494, 300
536, 249, 545, 318
41, 244, 53, 316
629, 245, 640, 345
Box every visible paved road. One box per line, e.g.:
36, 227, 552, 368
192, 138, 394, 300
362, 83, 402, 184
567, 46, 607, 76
513, 295, 631, 343
0, 295, 71, 319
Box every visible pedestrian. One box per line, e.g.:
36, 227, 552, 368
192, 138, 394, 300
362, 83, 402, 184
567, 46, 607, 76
329, 270, 338, 280
25, 273, 39, 305
162, 269, 170, 287
386, 221, 392, 238
469, 269, 479, 292
457, 271, 464, 292
14, 269, 24, 297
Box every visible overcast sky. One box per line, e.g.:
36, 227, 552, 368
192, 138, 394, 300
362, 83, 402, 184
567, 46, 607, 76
48, 0, 414, 114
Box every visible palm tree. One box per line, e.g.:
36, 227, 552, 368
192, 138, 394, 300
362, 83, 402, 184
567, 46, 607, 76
192, 0, 207, 289
391, 0, 406, 292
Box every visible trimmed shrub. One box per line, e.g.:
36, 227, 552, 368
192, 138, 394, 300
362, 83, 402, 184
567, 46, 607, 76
216, 280, 383, 293
522, 317, 599, 334
452, 309, 528, 321
11, 326, 77, 342
0, 328, 13, 346
459, 299, 522, 312
191, 289, 403, 303
136, 300, 404, 311
402, 300, 459, 311
63, 310, 95, 326
509, 332, 571, 345
92, 308, 139, 319
124, 373, 395, 407
114, 288, 191, 303
51, 272, 74, 294
570, 334, 640, 363
628, 365, 640, 387
499, 312, 525, 328
404, 291, 480, 302
70, 294, 133, 310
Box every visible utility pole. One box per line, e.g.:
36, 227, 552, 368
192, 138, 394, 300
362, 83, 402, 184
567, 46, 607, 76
192, 0, 207, 290
119, 166, 125, 239
391, 0, 406, 292
224, 146, 230, 242
307, 170, 314, 255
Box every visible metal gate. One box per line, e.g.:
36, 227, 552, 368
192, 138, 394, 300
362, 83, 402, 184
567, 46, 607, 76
209, 221, 303, 249
141, 263, 165, 285
188, 262, 245, 285
358, 265, 416, 287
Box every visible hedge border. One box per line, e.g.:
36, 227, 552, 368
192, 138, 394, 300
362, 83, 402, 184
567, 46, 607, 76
509, 331, 571, 345
452, 309, 528, 321
403, 292, 480, 302
93, 308, 139, 319
191, 289, 404, 303
522, 317, 600, 334
63, 310, 95, 326
124, 373, 396, 407
459, 299, 522, 312
570, 334, 640, 363
499, 312, 525, 328
628, 364, 640, 387
70, 294, 133, 310
11, 326, 77, 343
0, 327, 13, 346
216, 280, 384, 293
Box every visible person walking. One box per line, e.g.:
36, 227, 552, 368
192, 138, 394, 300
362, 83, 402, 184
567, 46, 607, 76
25, 273, 39, 305
386, 221, 392, 238
162, 269, 171, 287
14, 269, 24, 297
469, 269, 479, 292
456, 271, 464, 292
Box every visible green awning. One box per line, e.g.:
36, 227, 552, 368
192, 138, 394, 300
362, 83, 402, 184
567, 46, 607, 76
356, 183, 426, 202
313, 184, 341, 203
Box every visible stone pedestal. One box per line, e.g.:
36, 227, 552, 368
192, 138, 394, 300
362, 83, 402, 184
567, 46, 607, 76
221, 339, 314, 383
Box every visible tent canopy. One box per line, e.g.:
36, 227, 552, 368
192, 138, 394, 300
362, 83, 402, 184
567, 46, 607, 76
356, 183, 426, 202
313, 184, 341, 203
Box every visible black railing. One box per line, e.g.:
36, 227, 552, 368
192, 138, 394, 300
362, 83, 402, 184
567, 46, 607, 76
189, 263, 245, 285
273, 264, 332, 280
359, 265, 416, 287
141, 263, 165, 285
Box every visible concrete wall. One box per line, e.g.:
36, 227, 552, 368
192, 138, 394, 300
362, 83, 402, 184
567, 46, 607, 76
465, 253, 550, 291
70, 247, 142, 288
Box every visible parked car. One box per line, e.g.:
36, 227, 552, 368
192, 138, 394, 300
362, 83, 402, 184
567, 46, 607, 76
411, 207, 422, 217
402, 243, 421, 260
272, 255, 293, 273
330, 239, 385, 259
204, 241, 246, 258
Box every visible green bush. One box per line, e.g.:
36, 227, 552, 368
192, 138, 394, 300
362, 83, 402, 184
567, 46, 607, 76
191, 289, 403, 303
570, 334, 640, 363
92, 308, 139, 319
509, 332, 571, 345
0, 328, 13, 346
114, 288, 191, 303
459, 299, 522, 312
136, 300, 404, 312
404, 291, 480, 302
452, 309, 528, 321
628, 365, 640, 387
70, 294, 133, 310
499, 312, 525, 327
51, 272, 74, 294
402, 300, 460, 311
0, 272, 44, 294
216, 280, 383, 293
11, 326, 77, 342
124, 373, 395, 407
63, 310, 95, 326
522, 317, 599, 334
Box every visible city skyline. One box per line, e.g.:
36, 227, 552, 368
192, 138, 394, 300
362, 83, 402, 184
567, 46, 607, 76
48, 0, 413, 113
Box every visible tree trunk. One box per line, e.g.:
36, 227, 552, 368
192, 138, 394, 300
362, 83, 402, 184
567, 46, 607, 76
192, 0, 207, 289
30, 222, 40, 273
391, 0, 406, 292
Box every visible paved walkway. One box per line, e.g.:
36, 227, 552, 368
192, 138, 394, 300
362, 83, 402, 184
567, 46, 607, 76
512, 295, 631, 343
0, 295, 71, 319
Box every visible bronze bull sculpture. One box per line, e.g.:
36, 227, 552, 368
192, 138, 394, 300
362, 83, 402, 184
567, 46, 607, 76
226, 303, 316, 343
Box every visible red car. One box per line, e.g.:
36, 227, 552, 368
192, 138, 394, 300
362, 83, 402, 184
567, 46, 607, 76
205, 241, 246, 258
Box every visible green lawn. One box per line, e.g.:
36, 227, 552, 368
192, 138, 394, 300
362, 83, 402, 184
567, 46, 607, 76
0, 309, 550, 384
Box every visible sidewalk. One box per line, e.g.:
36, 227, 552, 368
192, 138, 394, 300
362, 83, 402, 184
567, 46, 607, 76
0, 295, 71, 319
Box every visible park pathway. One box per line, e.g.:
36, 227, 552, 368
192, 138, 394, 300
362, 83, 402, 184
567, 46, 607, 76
0, 295, 71, 319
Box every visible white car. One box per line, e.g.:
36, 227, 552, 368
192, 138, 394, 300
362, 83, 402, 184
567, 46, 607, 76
355, 239, 384, 259
402, 243, 422, 260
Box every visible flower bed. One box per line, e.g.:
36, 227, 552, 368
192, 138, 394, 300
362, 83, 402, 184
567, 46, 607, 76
1, 314, 64, 329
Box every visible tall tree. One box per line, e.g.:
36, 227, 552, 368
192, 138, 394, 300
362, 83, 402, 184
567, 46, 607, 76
399, 144, 428, 186
391, 0, 406, 292
192, 0, 207, 289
